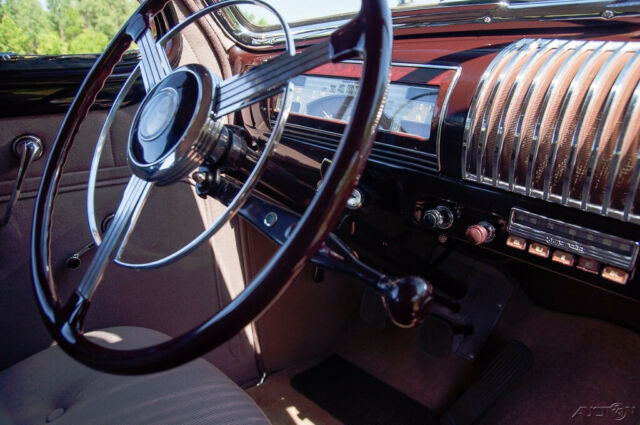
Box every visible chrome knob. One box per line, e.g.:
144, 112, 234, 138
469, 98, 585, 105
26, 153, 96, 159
422, 206, 454, 230
346, 188, 364, 210
466, 221, 495, 245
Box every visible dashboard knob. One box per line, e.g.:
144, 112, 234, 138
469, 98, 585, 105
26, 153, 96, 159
423, 209, 443, 229
466, 221, 495, 245
422, 206, 454, 230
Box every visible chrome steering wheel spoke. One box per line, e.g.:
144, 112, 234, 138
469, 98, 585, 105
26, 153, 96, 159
77, 176, 153, 301
137, 28, 171, 91
215, 41, 332, 117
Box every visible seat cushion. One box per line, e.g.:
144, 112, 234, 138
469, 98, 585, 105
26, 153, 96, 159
0, 326, 270, 425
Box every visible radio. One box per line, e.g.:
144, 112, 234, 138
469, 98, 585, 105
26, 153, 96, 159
507, 208, 639, 284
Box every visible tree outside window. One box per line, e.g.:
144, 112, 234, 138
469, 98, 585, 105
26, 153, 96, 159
0, 0, 138, 55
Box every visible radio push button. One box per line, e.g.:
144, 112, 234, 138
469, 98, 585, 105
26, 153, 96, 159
528, 242, 550, 258
551, 250, 575, 266
577, 257, 600, 274
601, 266, 629, 285
506, 235, 526, 250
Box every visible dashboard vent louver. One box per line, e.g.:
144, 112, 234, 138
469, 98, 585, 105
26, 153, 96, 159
463, 38, 640, 224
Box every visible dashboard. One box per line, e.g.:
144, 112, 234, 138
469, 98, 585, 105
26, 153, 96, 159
244, 28, 640, 304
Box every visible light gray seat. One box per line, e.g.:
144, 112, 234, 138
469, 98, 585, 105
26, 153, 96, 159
0, 326, 270, 425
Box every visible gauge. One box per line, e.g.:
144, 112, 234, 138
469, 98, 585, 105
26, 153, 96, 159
276, 75, 439, 142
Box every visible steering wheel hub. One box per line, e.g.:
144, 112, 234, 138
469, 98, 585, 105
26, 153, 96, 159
137, 87, 179, 142
127, 64, 223, 185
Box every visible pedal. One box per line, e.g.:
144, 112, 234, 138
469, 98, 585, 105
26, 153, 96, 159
440, 340, 533, 425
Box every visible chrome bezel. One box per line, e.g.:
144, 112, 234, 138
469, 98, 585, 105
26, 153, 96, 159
507, 208, 640, 271
272, 60, 460, 173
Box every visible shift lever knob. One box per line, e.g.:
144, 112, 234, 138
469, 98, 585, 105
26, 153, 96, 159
378, 276, 434, 328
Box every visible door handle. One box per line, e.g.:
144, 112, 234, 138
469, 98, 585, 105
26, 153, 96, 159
2, 135, 43, 226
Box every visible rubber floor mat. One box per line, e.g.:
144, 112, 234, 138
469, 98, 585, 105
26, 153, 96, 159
291, 355, 438, 425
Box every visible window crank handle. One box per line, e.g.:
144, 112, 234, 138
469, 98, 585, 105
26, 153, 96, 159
1, 135, 44, 227
66, 215, 114, 269
66, 242, 96, 269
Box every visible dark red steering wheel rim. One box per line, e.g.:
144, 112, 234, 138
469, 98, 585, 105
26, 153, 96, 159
31, 0, 392, 374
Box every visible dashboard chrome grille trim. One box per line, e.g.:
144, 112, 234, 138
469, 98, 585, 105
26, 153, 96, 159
494, 39, 555, 186
462, 39, 526, 179
603, 59, 640, 215
476, 38, 537, 184
583, 47, 640, 211
543, 40, 606, 201
524, 39, 575, 197
465, 38, 640, 224
623, 86, 640, 220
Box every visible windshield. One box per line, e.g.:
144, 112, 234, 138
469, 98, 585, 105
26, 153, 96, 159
235, 0, 548, 27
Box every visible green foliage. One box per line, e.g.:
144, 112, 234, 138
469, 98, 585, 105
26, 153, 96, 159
0, 0, 138, 55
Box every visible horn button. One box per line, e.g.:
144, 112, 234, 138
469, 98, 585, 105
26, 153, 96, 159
128, 64, 223, 185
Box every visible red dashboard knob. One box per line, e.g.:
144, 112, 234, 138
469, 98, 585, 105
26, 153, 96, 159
466, 222, 495, 245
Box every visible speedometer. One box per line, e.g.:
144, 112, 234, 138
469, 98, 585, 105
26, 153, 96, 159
278, 75, 439, 142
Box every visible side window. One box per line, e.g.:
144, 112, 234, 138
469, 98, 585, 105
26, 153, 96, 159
0, 0, 138, 55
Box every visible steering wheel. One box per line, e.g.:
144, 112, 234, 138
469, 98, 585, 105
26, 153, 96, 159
32, 0, 392, 375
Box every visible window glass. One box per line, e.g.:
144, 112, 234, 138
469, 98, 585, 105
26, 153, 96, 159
0, 0, 138, 55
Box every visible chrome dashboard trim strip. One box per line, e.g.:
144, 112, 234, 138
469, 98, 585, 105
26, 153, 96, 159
477, 39, 535, 183
613, 82, 640, 219
542, 41, 608, 200
562, 42, 628, 207
514, 39, 588, 192
462, 40, 524, 179
524, 39, 574, 196
494, 39, 554, 185
604, 82, 640, 216
603, 68, 640, 216
542, 42, 611, 200
508, 40, 585, 190
576, 43, 631, 210
624, 105, 640, 220
583, 47, 640, 210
